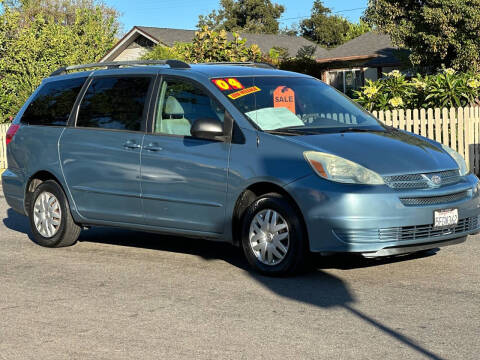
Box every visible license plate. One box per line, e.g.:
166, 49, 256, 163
434, 208, 458, 228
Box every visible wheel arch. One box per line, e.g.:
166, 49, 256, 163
231, 181, 308, 247
24, 170, 65, 214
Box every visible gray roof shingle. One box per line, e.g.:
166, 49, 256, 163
136, 26, 329, 58
316, 31, 407, 66
104, 27, 405, 68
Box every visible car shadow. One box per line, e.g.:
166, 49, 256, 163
3, 208, 444, 359
3, 208, 36, 241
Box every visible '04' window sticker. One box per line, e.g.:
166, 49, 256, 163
212, 78, 245, 91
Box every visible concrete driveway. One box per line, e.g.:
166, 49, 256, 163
0, 193, 479, 359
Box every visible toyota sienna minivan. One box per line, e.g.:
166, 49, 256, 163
3, 60, 480, 275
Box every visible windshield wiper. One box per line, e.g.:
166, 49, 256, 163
273, 125, 307, 131
265, 129, 308, 136
338, 127, 385, 133
265, 127, 319, 136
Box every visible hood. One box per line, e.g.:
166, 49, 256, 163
286, 129, 458, 175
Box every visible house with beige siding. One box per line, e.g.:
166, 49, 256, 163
316, 32, 408, 95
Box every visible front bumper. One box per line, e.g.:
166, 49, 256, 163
361, 236, 466, 257
286, 173, 480, 253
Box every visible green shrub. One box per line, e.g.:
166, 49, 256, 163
353, 69, 480, 111
0, 1, 119, 123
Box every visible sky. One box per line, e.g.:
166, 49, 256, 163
104, 0, 369, 34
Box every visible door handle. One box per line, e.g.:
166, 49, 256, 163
143, 143, 163, 152
123, 140, 141, 150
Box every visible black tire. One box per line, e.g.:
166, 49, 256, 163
28, 180, 81, 248
241, 193, 307, 276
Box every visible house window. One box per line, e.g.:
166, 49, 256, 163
327, 69, 363, 96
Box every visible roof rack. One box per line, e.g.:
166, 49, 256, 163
197, 62, 277, 69
50, 60, 191, 76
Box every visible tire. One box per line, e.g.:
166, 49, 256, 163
241, 193, 307, 276
28, 180, 81, 248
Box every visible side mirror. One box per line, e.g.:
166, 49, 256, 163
190, 118, 225, 141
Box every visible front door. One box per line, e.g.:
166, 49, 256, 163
141, 77, 230, 234
60, 75, 153, 224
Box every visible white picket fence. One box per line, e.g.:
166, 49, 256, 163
0, 106, 479, 173
372, 107, 480, 175
0, 124, 9, 169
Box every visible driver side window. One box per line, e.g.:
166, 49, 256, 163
155, 78, 225, 136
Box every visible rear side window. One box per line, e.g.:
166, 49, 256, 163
77, 76, 152, 131
21, 77, 86, 126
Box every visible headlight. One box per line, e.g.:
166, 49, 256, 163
303, 151, 384, 185
441, 144, 469, 176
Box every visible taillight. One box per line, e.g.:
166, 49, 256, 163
6, 124, 20, 146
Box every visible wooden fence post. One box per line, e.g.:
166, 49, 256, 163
427, 108, 434, 139
469, 107, 476, 174
434, 108, 442, 143
464, 107, 470, 170
475, 107, 480, 174
420, 108, 427, 136
392, 109, 398, 128
449, 108, 457, 151
442, 108, 449, 147
398, 109, 405, 131
406, 109, 412, 133
413, 108, 420, 135
385, 110, 391, 126
458, 107, 465, 161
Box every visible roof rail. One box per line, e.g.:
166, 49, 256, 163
50, 60, 191, 76
197, 62, 277, 69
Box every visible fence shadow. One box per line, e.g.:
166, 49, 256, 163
2, 208, 445, 359
468, 143, 480, 176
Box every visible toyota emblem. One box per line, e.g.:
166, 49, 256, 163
430, 175, 442, 185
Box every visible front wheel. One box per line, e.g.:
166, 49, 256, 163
29, 180, 81, 247
241, 193, 307, 276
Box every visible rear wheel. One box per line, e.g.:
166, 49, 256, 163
241, 193, 307, 276
29, 180, 81, 247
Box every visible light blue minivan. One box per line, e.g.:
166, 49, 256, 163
3, 60, 480, 275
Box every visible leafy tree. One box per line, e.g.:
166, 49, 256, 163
197, 0, 285, 34
300, 1, 370, 48
143, 27, 262, 63
4, 0, 119, 27
300, 0, 352, 48
0, 0, 119, 122
364, 0, 480, 72
344, 20, 371, 42
141, 43, 190, 62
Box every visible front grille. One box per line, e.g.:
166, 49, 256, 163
383, 170, 461, 190
400, 190, 470, 206
334, 215, 479, 243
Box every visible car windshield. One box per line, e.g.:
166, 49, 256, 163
213, 76, 385, 134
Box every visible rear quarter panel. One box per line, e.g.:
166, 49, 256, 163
5, 125, 68, 214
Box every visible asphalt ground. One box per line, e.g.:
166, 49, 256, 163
0, 192, 479, 359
